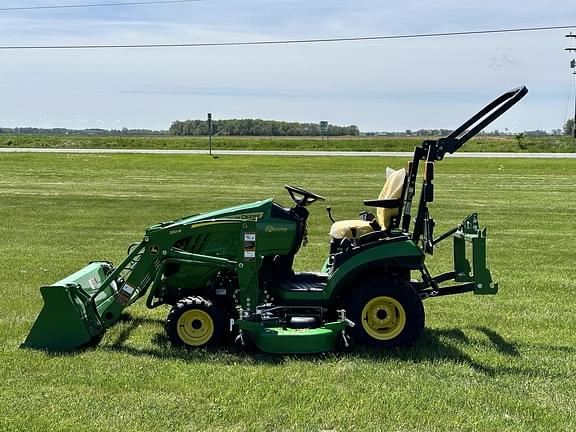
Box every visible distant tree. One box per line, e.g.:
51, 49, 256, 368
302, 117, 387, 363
169, 121, 184, 135
563, 119, 575, 136
515, 132, 526, 149
168, 119, 360, 136
523, 130, 548, 137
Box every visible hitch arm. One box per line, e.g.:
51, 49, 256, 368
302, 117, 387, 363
433, 225, 460, 245
453, 214, 498, 295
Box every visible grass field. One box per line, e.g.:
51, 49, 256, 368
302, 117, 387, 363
1, 153, 575, 431
1, 133, 576, 153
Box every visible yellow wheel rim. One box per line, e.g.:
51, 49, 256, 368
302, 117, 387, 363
361, 296, 406, 341
176, 309, 214, 346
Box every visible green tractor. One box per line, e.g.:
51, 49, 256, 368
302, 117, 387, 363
23, 86, 527, 354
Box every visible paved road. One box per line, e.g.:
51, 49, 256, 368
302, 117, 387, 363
1, 147, 576, 158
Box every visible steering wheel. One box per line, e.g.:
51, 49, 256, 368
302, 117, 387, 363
284, 185, 325, 207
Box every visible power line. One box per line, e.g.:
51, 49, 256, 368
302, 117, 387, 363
0, 24, 575, 50
0, 0, 203, 12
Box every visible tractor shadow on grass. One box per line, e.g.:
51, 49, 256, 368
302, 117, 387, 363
42, 313, 574, 378
95, 314, 533, 373
363, 326, 522, 376
97, 314, 287, 365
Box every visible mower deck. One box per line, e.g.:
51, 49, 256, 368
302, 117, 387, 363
237, 318, 348, 354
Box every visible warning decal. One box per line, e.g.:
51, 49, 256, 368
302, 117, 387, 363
244, 232, 256, 261
117, 283, 136, 305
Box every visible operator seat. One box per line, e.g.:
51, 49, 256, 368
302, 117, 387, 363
329, 167, 406, 241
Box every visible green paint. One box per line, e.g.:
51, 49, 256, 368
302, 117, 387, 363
453, 214, 498, 294
237, 319, 347, 354
326, 239, 424, 296
21, 262, 111, 350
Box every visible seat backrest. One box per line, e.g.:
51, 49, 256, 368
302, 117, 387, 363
377, 167, 406, 230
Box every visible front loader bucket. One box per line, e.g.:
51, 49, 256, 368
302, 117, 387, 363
22, 261, 118, 351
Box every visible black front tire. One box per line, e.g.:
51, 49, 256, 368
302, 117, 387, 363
343, 277, 424, 348
165, 296, 225, 348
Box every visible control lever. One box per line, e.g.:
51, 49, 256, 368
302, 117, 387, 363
326, 207, 336, 223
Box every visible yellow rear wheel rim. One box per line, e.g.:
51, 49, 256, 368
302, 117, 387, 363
361, 296, 406, 341
177, 309, 214, 346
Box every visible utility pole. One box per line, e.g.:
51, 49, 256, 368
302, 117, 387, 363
207, 112, 213, 155
566, 33, 576, 138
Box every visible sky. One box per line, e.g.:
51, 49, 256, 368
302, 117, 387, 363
0, 0, 575, 132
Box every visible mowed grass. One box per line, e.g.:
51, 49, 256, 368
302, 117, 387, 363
0, 154, 575, 431
2, 133, 576, 153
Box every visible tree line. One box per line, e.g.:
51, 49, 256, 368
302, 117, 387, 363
169, 119, 360, 136
1, 118, 573, 137
0, 127, 168, 136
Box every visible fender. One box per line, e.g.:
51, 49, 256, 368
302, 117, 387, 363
325, 239, 424, 302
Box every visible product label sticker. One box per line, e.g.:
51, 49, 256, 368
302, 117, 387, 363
238, 212, 264, 220
243, 232, 256, 261
265, 225, 288, 233
117, 283, 136, 305
122, 284, 135, 295
88, 277, 99, 290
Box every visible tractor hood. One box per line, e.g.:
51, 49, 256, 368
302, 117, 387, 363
146, 198, 275, 234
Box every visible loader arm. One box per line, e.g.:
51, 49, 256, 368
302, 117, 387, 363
22, 218, 260, 350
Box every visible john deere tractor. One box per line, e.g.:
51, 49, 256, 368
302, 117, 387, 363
23, 86, 527, 354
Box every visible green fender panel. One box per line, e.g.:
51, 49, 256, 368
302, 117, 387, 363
325, 239, 424, 300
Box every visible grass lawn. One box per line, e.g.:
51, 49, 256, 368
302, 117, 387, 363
0, 153, 575, 431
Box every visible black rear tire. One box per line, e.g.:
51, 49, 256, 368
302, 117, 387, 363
343, 276, 424, 348
165, 296, 225, 348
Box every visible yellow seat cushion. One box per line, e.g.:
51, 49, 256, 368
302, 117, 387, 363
329, 220, 374, 240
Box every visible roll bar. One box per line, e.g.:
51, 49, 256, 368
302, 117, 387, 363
423, 86, 528, 161
400, 86, 528, 246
